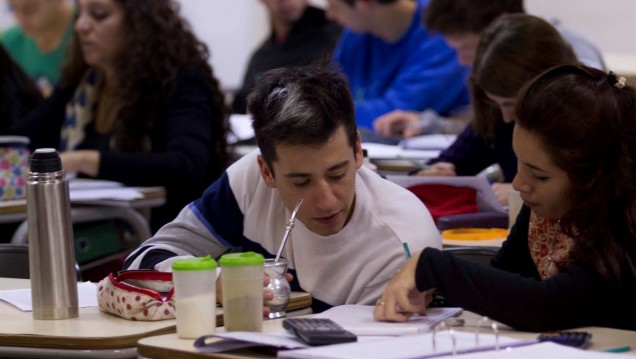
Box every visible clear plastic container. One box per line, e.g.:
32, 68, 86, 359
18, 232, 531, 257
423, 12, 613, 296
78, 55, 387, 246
219, 252, 264, 332
172, 256, 217, 339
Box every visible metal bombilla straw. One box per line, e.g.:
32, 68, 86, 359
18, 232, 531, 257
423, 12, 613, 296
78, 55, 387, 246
274, 198, 304, 262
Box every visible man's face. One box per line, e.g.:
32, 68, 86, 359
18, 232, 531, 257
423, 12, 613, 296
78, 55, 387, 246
9, 0, 59, 36
261, 0, 308, 24
258, 126, 363, 236
325, 0, 368, 33
443, 32, 481, 67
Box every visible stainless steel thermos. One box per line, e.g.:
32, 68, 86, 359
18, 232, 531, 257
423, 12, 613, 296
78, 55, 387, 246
26, 148, 78, 320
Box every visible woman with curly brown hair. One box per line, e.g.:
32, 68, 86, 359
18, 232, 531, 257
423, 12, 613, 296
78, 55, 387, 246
4, 0, 229, 231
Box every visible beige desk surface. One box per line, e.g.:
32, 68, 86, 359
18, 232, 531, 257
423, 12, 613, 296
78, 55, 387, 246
0, 277, 176, 350
137, 311, 636, 359
0, 278, 312, 352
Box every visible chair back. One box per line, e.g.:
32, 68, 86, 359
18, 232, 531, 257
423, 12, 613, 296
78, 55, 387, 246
444, 246, 499, 267
0, 244, 30, 279
0, 243, 82, 280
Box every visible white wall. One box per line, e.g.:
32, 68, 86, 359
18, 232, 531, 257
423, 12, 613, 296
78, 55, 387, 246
176, 0, 269, 92
525, 0, 636, 73
2, 0, 635, 89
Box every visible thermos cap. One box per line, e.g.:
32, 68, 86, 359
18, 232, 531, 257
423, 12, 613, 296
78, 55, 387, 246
172, 255, 218, 271
30, 148, 62, 173
219, 252, 265, 267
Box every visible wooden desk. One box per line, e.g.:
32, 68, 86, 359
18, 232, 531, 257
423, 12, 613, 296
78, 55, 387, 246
0, 278, 311, 358
137, 311, 636, 359
0, 185, 166, 224
0, 184, 165, 248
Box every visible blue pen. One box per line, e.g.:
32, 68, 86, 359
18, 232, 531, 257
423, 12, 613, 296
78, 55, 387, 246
402, 243, 412, 259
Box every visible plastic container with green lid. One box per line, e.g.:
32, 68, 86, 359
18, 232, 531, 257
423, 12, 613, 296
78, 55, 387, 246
218, 251, 264, 267
172, 255, 217, 339
219, 252, 264, 332
172, 255, 218, 270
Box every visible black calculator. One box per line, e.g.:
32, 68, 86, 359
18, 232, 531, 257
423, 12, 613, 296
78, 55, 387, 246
282, 318, 357, 346
538, 331, 592, 349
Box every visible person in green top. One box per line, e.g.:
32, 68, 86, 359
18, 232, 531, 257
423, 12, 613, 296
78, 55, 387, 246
1, 0, 74, 96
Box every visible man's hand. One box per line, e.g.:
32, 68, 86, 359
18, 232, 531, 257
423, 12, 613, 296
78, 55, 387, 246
373, 110, 423, 138
415, 162, 456, 177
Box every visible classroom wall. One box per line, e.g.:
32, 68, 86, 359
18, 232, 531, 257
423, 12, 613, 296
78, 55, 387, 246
1, 0, 635, 90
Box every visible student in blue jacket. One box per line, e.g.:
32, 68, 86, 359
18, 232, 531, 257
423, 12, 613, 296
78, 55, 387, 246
326, 0, 469, 132
375, 64, 636, 332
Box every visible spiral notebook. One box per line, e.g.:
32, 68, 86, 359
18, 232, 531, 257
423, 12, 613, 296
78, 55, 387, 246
277, 330, 534, 359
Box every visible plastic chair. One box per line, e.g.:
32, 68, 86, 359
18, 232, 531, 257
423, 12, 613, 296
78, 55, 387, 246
0, 243, 82, 280
444, 246, 500, 267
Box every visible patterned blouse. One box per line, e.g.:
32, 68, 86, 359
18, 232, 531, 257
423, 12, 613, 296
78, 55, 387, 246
528, 212, 574, 279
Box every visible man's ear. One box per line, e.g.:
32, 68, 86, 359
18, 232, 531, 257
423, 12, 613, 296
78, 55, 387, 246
354, 130, 363, 169
257, 155, 277, 188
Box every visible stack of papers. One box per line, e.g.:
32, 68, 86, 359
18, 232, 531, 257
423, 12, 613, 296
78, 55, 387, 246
398, 134, 457, 151
69, 179, 144, 202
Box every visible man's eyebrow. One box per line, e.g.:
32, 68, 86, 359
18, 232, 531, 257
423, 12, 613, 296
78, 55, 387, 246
283, 160, 349, 178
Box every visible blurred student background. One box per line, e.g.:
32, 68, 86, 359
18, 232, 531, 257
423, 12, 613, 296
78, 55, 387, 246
231, 0, 340, 114
325, 0, 469, 140
374, 0, 604, 139
0, 43, 42, 242
0, 43, 41, 130
2, 0, 229, 232
1, 0, 74, 96
417, 14, 579, 205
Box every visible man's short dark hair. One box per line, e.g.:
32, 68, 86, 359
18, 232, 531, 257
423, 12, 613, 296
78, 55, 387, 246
424, 0, 524, 35
247, 63, 357, 171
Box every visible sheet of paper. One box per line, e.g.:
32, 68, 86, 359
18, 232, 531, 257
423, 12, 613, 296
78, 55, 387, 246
361, 143, 441, 160
398, 134, 457, 151
435, 341, 628, 359
69, 179, 124, 190
0, 282, 99, 311
228, 114, 255, 144
69, 188, 144, 202
386, 175, 505, 213
316, 305, 462, 336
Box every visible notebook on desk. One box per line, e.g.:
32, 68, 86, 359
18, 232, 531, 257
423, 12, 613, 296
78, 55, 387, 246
277, 330, 534, 359
315, 305, 462, 336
